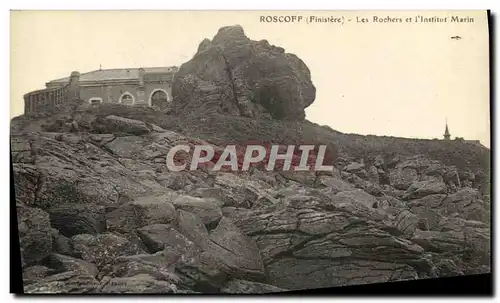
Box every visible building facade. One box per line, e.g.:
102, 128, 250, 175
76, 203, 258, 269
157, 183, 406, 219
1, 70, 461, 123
23, 66, 178, 114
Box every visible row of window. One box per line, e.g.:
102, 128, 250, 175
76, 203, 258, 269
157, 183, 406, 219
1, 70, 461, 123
27, 86, 68, 112
89, 90, 170, 105
89, 93, 135, 105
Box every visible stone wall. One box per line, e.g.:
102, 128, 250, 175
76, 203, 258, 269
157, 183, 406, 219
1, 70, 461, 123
79, 82, 172, 107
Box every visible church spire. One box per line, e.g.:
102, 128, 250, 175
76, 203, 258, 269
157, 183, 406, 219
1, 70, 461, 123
443, 119, 451, 140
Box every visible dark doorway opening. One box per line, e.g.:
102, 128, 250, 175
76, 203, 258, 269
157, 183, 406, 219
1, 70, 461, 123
151, 90, 169, 110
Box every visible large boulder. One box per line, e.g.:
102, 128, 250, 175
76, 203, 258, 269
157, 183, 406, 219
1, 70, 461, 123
176, 210, 211, 249
207, 217, 265, 281
172, 25, 316, 120
45, 253, 99, 277
137, 224, 183, 253
106, 194, 178, 234
402, 180, 448, 200
97, 115, 151, 135
172, 195, 223, 227
389, 168, 419, 190
17, 205, 53, 266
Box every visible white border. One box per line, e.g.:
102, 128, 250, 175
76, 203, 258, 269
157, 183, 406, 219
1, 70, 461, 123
1, 0, 499, 10
3, 1, 498, 302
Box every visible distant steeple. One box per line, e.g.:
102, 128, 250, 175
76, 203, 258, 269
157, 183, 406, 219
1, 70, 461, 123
443, 119, 451, 140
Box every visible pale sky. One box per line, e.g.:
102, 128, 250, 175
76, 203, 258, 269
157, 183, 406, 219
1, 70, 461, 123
10, 10, 490, 147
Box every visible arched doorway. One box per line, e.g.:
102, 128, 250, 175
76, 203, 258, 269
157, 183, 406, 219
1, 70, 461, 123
149, 89, 170, 110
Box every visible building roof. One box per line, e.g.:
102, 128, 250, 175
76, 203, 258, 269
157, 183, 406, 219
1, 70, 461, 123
23, 86, 63, 98
48, 66, 178, 84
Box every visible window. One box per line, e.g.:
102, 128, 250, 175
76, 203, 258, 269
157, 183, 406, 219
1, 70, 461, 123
120, 93, 134, 105
89, 97, 103, 105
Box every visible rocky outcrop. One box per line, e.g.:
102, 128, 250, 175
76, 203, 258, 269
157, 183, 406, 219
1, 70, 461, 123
172, 25, 316, 120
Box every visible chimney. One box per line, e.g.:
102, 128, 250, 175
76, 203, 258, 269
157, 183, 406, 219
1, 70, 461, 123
68, 71, 81, 101
138, 68, 145, 87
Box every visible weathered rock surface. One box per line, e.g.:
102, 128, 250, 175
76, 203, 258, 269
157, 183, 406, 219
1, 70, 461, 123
172, 195, 222, 227
442, 188, 488, 222
50, 228, 73, 256
207, 217, 265, 281
98, 274, 178, 294
98, 115, 151, 135
71, 233, 145, 269
315, 175, 355, 193
106, 194, 178, 234
24, 271, 100, 294
176, 210, 211, 249
22, 265, 55, 286
17, 205, 52, 266
403, 180, 448, 200
45, 253, 99, 277
233, 188, 428, 290
389, 168, 419, 190
47, 204, 106, 237
137, 224, 181, 253
172, 25, 316, 120
221, 279, 286, 294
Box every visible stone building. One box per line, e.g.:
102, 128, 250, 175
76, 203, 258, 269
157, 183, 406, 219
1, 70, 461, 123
23, 66, 178, 114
